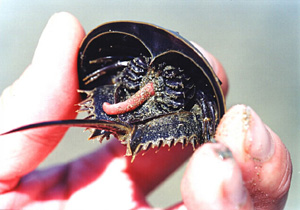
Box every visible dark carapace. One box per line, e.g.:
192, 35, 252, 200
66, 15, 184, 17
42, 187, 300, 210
1, 21, 226, 161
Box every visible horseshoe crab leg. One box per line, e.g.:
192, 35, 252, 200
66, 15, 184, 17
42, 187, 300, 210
83, 60, 128, 85
88, 55, 134, 65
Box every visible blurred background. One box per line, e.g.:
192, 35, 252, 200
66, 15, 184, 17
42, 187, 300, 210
0, 0, 299, 209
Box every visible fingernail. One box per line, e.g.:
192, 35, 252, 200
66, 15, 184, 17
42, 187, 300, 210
244, 106, 275, 162
214, 144, 233, 160
213, 144, 248, 207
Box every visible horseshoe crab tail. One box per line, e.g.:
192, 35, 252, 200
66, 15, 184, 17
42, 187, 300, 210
0, 119, 132, 137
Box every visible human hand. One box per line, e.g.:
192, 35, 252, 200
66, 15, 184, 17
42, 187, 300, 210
0, 12, 291, 210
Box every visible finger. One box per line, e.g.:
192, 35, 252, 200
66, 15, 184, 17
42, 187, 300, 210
123, 45, 229, 194
0, 12, 85, 192
215, 105, 292, 210
181, 143, 254, 210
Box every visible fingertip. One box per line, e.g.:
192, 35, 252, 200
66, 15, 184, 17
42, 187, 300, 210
215, 104, 292, 209
32, 12, 85, 66
4, 12, 85, 126
181, 143, 253, 209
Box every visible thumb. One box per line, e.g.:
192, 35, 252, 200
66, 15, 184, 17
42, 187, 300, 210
0, 12, 85, 191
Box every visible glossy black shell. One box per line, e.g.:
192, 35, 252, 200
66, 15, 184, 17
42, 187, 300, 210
0, 21, 226, 161
77, 21, 226, 158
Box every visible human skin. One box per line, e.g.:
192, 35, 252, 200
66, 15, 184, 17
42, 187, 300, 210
0, 12, 291, 210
